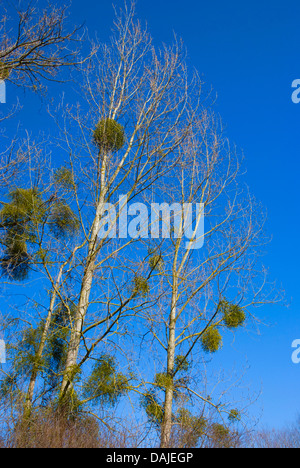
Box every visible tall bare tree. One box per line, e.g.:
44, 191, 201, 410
55, 2, 200, 403
137, 115, 280, 448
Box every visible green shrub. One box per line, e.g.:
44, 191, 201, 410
155, 372, 173, 390
132, 275, 149, 297
201, 326, 222, 353
149, 252, 163, 271
228, 409, 241, 422
93, 119, 125, 152
0, 61, 10, 80
222, 301, 245, 329
83, 355, 129, 407
0, 188, 44, 280
175, 355, 190, 373
0, 188, 44, 225
0, 238, 29, 280
54, 167, 74, 189
176, 408, 207, 447
49, 202, 79, 238
141, 391, 164, 426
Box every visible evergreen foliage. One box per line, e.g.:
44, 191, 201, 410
53, 167, 74, 189
148, 251, 163, 271
82, 355, 129, 407
221, 300, 246, 329
201, 326, 222, 353
228, 409, 241, 422
209, 423, 235, 448
0, 323, 44, 399
155, 372, 173, 391
0, 188, 44, 279
175, 355, 190, 373
93, 119, 125, 152
0, 61, 10, 80
0, 188, 79, 279
132, 275, 149, 297
176, 408, 207, 447
141, 391, 164, 427
49, 201, 79, 239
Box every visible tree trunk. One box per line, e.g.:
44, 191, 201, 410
60, 153, 107, 400
160, 279, 178, 448
24, 267, 64, 416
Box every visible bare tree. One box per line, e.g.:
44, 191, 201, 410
0, 0, 85, 89
55, 2, 200, 404
136, 114, 281, 448
249, 417, 300, 448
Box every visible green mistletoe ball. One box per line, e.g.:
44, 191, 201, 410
93, 118, 125, 152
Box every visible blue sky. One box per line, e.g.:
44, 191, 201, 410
4, 0, 300, 429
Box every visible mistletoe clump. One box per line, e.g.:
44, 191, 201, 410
0, 61, 10, 80
82, 355, 129, 407
49, 202, 79, 239
5, 323, 45, 386
0, 188, 44, 226
93, 118, 125, 152
222, 301, 246, 329
149, 250, 163, 271
155, 372, 173, 391
175, 355, 190, 373
0, 188, 45, 280
132, 275, 149, 297
0, 187, 80, 279
53, 167, 74, 189
141, 391, 164, 426
44, 301, 77, 392
228, 409, 241, 422
201, 326, 222, 354
0, 238, 29, 280
176, 408, 207, 447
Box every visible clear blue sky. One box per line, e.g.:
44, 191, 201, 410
7, 0, 300, 429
